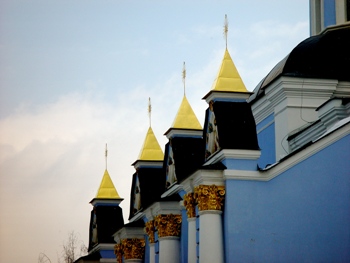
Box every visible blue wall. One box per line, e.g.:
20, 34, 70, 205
256, 114, 276, 168
323, 0, 336, 28
224, 134, 350, 262
181, 209, 188, 263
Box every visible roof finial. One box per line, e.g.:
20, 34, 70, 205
148, 97, 152, 127
182, 62, 186, 96
105, 143, 108, 170
224, 14, 228, 49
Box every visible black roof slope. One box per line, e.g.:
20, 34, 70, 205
250, 24, 350, 103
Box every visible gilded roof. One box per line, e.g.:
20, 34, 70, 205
171, 96, 202, 130
138, 127, 164, 161
95, 169, 121, 199
211, 49, 248, 92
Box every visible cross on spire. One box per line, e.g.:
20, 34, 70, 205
224, 14, 228, 49
105, 143, 108, 170
148, 97, 152, 127
182, 62, 186, 96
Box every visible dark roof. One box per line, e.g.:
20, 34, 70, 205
250, 24, 350, 103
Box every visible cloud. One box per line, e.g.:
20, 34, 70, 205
0, 92, 144, 262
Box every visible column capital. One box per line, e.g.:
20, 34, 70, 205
121, 238, 145, 260
144, 220, 156, 243
194, 184, 225, 211
154, 214, 182, 238
183, 192, 196, 218
114, 243, 123, 263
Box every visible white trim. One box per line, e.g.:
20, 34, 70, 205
159, 236, 180, 241
165, 128, 202, 139
161, 184, 183, 198
198, 210, 222, 216
192, 169, 225, 187
89, 243, 115, 254
113, 227, 145, 243
133, 160, 163, 169
100, 259, 118, 263
205, 149, 261, 165
143, 201, 181, 221
203, 90, 251, 103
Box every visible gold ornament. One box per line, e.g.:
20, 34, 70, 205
121, 238, 145, 260
154, 214, 182, 238
114, 243, 123, 263
194, 185, 225, 211
144, 220, 156, 243
183, 193, 196, 218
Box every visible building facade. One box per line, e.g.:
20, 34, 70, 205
77, 2, 350, 263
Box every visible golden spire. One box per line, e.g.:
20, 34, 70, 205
95, 169, 121, 199
94, 144, 121, 200
210, 15, 248, 93
172, 96, 202, 130
148, 97, 152, 127
182, 62, 186, 96
138, 127, 164, 161
224, 14, 228, 49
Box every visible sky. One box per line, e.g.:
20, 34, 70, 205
0, 1, 309, 262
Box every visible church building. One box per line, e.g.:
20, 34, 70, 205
76, 1, 350, 262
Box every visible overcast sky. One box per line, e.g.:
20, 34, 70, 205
0, 1, 309, 262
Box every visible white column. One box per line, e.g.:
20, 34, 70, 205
199, 210, 224, 263
188, 217, 197, 263
158, 236, 180, 263
149, 243, 155, 263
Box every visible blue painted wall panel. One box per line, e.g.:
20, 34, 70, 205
257, 119, 275, 168
323, 0, 336, 28
181, 209, 188, 263
224, 134, 350, 262
99, 250, 115, 258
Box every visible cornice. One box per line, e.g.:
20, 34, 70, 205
143, 201, 181, 221
204, 149, 261, 165
113, 227, 145, 243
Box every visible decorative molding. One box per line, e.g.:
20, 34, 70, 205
161, 184, 183, 198
164, 128, 202, 139
183, 193, 196, 218
205, 149, 261, 165
133, 160, 163, 169
192, 169, 225, 187
113, 226, 145, 243
144, 220, 156, 243
154, 214, 182, 238
194, 185, 225, 211
203, 90, 251, 103
121, 238, 145, 260
114, 243, 123, 263
198, 210, 223, 216
143, 201, 181, 222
